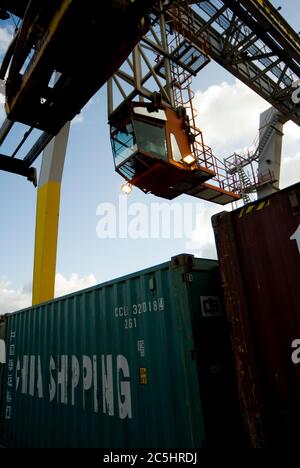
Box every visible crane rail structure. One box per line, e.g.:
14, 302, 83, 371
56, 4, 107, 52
0, 0, 299, 187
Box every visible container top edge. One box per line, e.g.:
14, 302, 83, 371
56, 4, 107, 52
212, 180, 300, 224
1, 254, 217, 318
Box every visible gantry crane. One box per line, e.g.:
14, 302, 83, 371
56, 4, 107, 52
0, 0, 299, 304
1, 0, 299, 191
107, 0, 300, 203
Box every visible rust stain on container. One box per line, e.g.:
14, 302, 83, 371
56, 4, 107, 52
212, 182, 300, 447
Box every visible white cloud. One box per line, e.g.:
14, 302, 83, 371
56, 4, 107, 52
0, 279, 31, 315
0, 273, 97, 315
186, 202, 229, 258
0, 26, 13, 54
280, 151, 300, 188
284, 121, 300, 142
194, 78, 300, 188
188, 78, 300, 256
55, 273, 97, 298
194, 79, 268, 155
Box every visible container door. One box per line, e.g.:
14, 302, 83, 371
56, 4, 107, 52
187, 263, 245, 447
212, 183, 300, 447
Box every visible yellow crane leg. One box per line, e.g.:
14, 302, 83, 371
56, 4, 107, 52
32, 122, 70, 305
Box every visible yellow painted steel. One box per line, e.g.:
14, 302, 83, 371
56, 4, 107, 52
32, 181, 61, 305
239, 199, 272, 217
255, 0, 300, 50
245, 204, 255, 214
239, 208, 245, 218
257, 201, 266, 211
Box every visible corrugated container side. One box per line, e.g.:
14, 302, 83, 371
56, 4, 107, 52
0, 316, 6, 423
212, 182, 300, 447
0, 255, 240, 448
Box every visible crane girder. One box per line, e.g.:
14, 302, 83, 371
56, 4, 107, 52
0, 153, 35, 182
177, 1, 300, 126
0, 0, 156, 135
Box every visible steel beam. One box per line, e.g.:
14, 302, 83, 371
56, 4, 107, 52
178, 2, 300, 126
0, 153, 36, 182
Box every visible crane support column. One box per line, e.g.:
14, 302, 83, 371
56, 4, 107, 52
257, 107, 284, 199
32, 122, 70, 305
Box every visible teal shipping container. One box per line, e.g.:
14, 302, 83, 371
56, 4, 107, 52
0, 255, 241, 448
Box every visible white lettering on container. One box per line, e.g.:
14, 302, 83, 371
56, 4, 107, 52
117, 355, 132, 419
57, 355, 68, 404
14, 353, 132, 420
21, 355, 29, 394
29, 356, 35, 396
82, 355, 92, 410
291, 339, 300, 364
49, 356, 56, 401
71, 355, 80, 406
37, 356, 43, 398
93, 355, 98, 414
102, 354, 114, 416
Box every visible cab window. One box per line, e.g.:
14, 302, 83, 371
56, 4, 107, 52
111, 124, 137, 167
133, 119, 168, 161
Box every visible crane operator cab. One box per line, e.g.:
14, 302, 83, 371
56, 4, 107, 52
110, 102, 240, 203
110, 102, 214, 200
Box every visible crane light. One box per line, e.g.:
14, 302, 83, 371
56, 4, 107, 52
121, 182, 133, 194
182, 154, 196, 165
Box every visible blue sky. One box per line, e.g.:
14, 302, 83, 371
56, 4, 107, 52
0, 0, 300, 312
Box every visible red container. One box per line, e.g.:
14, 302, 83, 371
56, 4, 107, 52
212, 182, 300, 448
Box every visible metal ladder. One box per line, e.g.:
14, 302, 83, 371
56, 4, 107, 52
252, 113, 282, 160
237, 167, 252, 204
